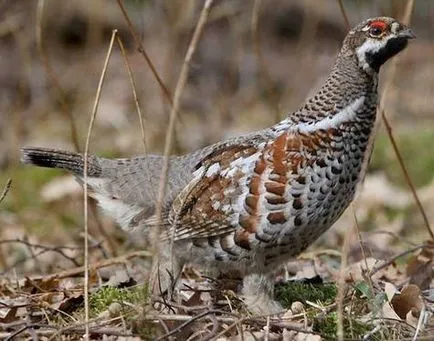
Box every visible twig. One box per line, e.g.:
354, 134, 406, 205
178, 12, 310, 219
336, 205, 353, 341
152, 297, 209, 312
0, 178, 11, 204
4, 323, 57, 341
0, 238, 82, 267
116, 0, 173, 106
336, 0, 350, 30
83, 29, 118, 340
352, 205, 375, 295
49, 250, 152, 279
1, 246, 80, 275
0, 239, 88, 250
265, 315, 270, 341
150, 0, 215, 293
369, 243, 426, 277
36, 0, 80, 152
412, 304, 426, 341
381, 108, 433, 239
155, 310, 216, 341
47, 316, 128, 340
150, 312, 306, 337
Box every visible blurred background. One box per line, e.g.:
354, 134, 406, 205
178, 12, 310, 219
0, 0, 433, 276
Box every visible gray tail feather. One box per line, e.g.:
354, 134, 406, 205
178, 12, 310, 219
21, 147, 101, 176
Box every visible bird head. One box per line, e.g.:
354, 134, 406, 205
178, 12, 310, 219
344, 17, 415, 74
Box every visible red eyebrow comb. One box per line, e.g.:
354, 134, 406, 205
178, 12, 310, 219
369, 20, 387, 30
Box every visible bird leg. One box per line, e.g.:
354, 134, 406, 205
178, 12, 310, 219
153, 246, 184, 302
242, 273, 284, 315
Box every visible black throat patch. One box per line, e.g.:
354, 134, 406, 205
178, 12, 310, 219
365, 37, 409, 72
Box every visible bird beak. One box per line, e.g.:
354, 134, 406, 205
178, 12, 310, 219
398, 28, 416, 39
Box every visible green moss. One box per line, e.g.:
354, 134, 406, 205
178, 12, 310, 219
312, 312, 380, 340
370, 129, 434, 188
89, 284, 149, 317
89, 285, 154, 339
275, 282, 337, 308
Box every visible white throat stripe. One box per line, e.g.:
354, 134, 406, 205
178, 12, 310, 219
296, 96, 365, 133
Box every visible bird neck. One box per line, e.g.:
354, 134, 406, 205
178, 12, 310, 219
274, 52, 378, 133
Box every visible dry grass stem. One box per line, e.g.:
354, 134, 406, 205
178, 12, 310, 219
116, 36, 148, 155
82, 29, 118, 340
150, 0, 215, 293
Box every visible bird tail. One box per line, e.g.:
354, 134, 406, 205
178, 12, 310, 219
20, 147, 101, 177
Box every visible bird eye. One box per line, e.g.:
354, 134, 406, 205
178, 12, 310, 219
368, 21, 387, 37
369, 26, 383, 36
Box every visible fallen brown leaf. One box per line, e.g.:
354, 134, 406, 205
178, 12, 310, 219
406, 240, 434, 290
390, 284, 424, 319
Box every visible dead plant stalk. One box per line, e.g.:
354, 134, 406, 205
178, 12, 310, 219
83, 29, 118, 340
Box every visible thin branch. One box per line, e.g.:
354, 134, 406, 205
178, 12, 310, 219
155, 310, 215, 341
48, 250, 152, 280
0, 178, 11, 204
337, 0, 350, 30
369, 243, 426, 277
83, 29, 118, 340
412, 304, 426, 341
0, 238, 84, 267
381, 109, 433, 239
116, 0, 173, 106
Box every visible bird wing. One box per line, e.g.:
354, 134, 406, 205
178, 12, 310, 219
165, 130, 330, 242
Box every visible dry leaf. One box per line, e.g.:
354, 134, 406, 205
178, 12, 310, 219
384, 282, 398, 302
406, 240, 434, 290
22, 276, 60, 293
390, 284, 423, 319
382, 301, 401, 320
405, 309, 420, 328
0, 305, 17, 323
